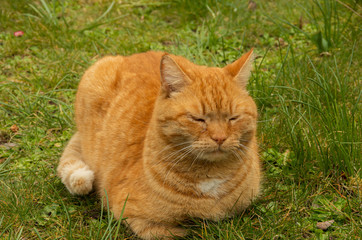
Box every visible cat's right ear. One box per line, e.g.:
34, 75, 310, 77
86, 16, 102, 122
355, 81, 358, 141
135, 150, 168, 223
160, 54, 189, 97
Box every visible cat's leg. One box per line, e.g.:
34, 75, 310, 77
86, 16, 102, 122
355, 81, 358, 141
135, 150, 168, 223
127, 218, 187, 240
57, 132, 94, 195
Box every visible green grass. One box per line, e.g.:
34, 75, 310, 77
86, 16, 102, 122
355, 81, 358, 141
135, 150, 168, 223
0, 0, 360, 239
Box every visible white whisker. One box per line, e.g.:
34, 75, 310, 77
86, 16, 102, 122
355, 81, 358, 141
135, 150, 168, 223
152, 142, 192, 166
187, 150, 203, 171
237, 143, 260, 157
163, 147, 195, 185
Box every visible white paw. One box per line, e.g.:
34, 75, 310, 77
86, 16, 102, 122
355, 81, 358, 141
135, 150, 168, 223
68, 167, 94, 195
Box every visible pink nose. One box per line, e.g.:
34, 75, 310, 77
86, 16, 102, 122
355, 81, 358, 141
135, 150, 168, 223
211, 135, 227, 145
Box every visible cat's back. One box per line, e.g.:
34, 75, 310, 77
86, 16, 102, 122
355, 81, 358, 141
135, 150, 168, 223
75, 51, 164, 166
75, 51, 164, 126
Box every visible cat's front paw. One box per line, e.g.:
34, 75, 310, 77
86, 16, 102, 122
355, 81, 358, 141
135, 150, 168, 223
68, 167, 94, 195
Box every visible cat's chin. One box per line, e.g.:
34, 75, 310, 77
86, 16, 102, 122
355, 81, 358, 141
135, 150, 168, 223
200, 150, 230, 162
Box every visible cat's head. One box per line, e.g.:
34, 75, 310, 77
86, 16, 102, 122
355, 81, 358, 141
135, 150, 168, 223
155, 50, 257, 162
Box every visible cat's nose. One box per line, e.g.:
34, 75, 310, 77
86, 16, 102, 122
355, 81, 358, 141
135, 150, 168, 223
211, 135, 227, 145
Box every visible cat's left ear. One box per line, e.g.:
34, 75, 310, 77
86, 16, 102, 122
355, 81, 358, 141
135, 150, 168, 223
224, 49, 254, 88
160, 54, 190, 97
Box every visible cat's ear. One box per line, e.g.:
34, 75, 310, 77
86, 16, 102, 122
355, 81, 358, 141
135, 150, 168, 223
160, 54, 189, 97
224, 49, 254, 88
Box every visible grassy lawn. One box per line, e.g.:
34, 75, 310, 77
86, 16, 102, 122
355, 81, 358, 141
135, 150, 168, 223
0, 0, 360, 239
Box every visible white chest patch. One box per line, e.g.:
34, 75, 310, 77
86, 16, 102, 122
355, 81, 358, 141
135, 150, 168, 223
197, 179, 225, 197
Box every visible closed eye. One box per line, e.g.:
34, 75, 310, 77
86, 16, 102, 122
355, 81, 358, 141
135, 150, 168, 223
192, 117, 205, 123
188, 114, 206, 123
229, 116, 239, 121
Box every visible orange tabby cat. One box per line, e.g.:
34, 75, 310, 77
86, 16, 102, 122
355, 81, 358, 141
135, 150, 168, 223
57, 50, 261, 239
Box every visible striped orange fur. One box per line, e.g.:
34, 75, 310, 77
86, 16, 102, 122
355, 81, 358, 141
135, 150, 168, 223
57, 50, 261, 239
